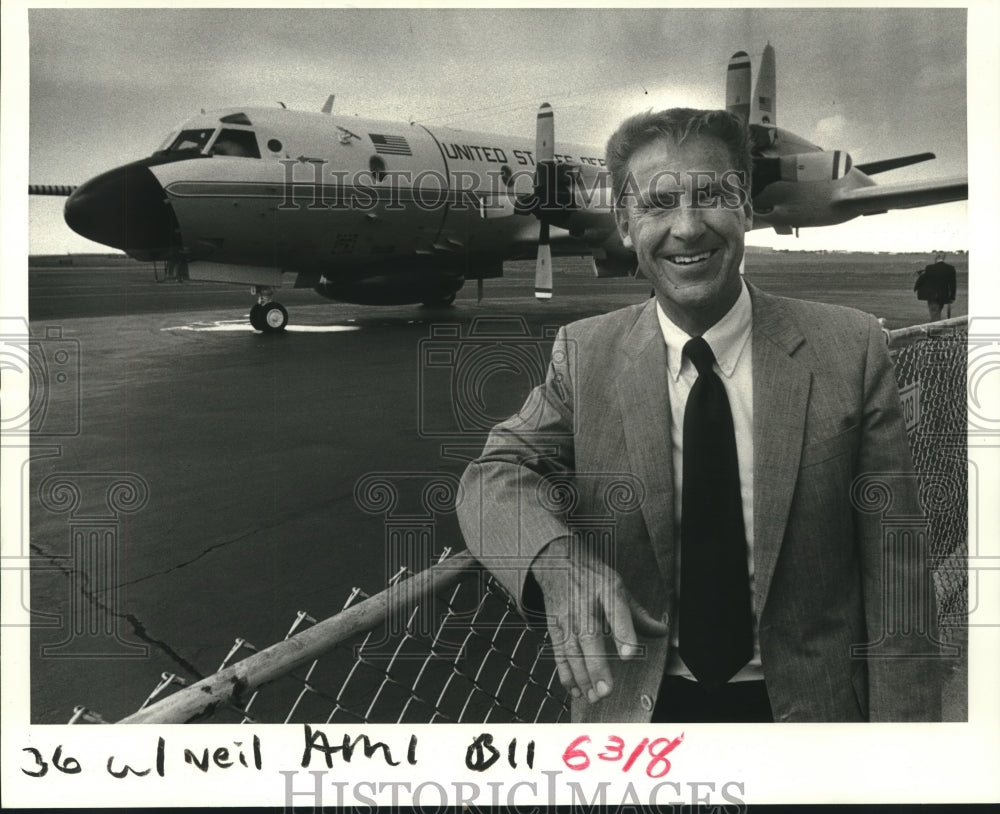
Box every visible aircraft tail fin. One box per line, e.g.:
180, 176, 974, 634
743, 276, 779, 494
752, 43, 776, 126
726, 51, 752, 123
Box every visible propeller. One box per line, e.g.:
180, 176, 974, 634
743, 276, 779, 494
534, 103, 554, 300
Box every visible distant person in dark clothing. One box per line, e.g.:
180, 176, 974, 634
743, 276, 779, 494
914, 253, 957, 322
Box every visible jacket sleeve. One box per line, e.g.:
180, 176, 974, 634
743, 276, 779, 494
456, 326, 577, 614
855, 314, 943, 721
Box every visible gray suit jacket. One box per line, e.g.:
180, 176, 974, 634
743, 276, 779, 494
457, 284, 942, 723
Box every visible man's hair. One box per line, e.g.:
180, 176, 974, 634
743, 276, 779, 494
605, 108, 752, 202
935, 252, 947, 262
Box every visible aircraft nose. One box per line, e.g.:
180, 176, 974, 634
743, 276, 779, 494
64, 160, 181, 256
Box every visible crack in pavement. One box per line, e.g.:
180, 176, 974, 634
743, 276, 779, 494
30, 543, 205, 682
113, 524, 265, 590
111, 489, 357, 591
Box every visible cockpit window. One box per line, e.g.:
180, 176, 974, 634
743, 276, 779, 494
156, 131, 179, 153
210, 129, 261, 158
166, 128, 216, 153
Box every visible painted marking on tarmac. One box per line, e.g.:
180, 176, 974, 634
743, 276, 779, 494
162, 318, 361, 333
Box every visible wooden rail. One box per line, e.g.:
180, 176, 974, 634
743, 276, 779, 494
886, 315, 967, 344
118, 550, 480, 724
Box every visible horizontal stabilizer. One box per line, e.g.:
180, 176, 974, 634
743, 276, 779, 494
854, 152, 936, 176
833, 176, 967, 214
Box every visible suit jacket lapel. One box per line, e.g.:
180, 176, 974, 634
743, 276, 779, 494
749, 285, 810, 616
613, 289, 811, 613
616, 299, 676, 582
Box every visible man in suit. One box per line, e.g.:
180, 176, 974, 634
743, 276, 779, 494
914, 252, 957, 321
456, 108, 942, 723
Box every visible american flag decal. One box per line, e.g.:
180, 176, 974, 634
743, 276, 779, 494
369, 133, 412, 156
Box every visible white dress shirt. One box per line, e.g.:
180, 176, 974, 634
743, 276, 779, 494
655, 280, 763, 682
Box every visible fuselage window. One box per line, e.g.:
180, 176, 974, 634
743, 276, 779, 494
167, 128, 215, 153
211, 129, 261, 158
267, 138, 283, 153
369, 155, 387, 182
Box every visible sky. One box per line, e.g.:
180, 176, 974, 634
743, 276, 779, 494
18, 5, 975, 253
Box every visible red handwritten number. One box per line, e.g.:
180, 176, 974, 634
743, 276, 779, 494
646, 735, 684, 778
621, 737, 649, 773
564, 734, 684, 776
562, 735, 591, 771
597, 736, 624, 762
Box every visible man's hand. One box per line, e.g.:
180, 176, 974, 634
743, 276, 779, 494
530, 536, 669, 703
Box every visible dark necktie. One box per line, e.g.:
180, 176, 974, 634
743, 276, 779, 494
678, 336, 753, 687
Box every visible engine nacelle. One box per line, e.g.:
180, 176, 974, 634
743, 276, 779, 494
779, 150, 852, 182
311, 258, 475, 305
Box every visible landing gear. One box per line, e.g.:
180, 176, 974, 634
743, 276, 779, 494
261, 302, 288, 331
421, 291, 457, 308
419, 277, 463, 308
249, 303, 264, 330
155, 257, 189, 283
249, 286, 288, 332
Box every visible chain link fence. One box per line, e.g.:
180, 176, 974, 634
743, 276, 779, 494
71, 549, 569, 725
888, 318, 968, 629
885, 317, 968, 717
69, 318, 968, 724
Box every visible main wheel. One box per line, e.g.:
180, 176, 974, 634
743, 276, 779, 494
261, 302, 288, 332
249, 304, 265, 330
421, 291, 457, 308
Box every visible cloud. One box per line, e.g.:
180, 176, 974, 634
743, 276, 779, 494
809, 114, 850, 149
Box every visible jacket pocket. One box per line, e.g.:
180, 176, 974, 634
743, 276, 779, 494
799, 423, 858, 468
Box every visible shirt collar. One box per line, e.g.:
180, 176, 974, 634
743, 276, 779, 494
656, 279, 753, 381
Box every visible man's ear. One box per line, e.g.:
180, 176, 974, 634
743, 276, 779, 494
742, 197, 754, 233
614, 206, 633, 248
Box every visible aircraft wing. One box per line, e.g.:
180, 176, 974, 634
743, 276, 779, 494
833, 176, 967, 215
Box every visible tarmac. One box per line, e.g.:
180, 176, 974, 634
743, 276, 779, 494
25, 254, 967, 723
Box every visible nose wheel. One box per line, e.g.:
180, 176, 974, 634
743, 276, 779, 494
249, 287, 288, 332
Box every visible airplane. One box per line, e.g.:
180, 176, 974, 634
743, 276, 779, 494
724, 44, 967, 234
31, 45, 967, 332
